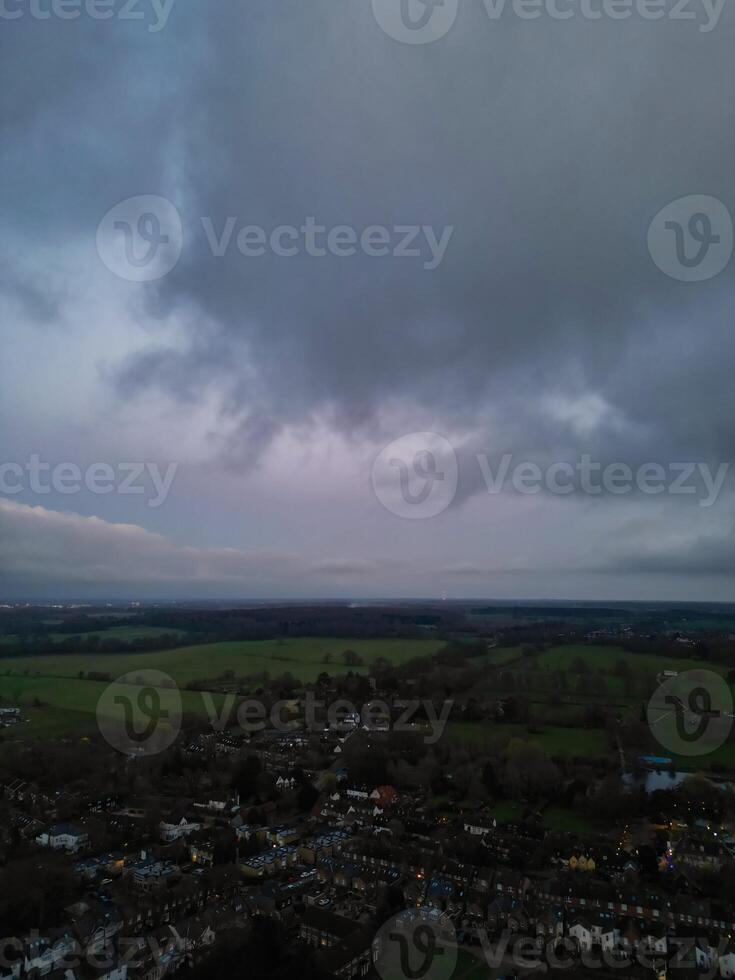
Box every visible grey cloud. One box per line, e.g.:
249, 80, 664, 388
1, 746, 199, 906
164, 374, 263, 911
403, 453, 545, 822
605, 522, 735, 577
122, 4, 734, 476
0, 498, 304, 592
1, 0, 733, 598
309, 559, 390, 576
216, 414, 284, 474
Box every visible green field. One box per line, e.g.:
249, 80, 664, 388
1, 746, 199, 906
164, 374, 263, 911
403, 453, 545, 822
447, 720, 610, 758
484, 800, 594, 833
0, 636, 442, 685
0, 674, 229, 740
0, 636, 443, 741
535, 644, 727, 677
2, 705, 99, 740
2, 637, 732, 763
469, 647, 522, 668
542, 805, 595, 833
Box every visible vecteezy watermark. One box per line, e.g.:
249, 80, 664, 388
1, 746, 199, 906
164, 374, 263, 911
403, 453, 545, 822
97, 196, 184, 282
646, 669, 733, 757
371, 0, 459, 44
96, 673, 454, 756
96, 196, 453, 281
0, 0, 175, 31
471, 930, 726, 976
0, 931, 188, 973
371, 0, 726, 43
374, 909, 457, 980
205, 691, 453, 744
372, 435, 731, 518
648, 195, 733, 282
201, 217, 453, 270
0, 455, 178, 508
372, 432, 459, 519
97, 670, 182, 757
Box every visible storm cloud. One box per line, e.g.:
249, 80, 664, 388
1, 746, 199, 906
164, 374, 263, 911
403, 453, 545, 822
1, 0, 733, 598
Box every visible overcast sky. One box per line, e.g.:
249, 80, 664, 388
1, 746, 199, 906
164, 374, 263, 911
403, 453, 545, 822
1, 0, 733, 600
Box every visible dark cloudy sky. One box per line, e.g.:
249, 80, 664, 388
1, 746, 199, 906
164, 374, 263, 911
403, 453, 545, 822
1, 0, 733, 600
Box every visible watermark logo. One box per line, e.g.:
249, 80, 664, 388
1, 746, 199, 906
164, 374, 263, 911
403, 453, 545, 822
371, 0, 725, 39
647, 195, 733, 282
97, 670, 182, 756
647, 669, 733, 757
97, 677, 453, 755
371, 0, 459, 43
372, 433, 459, 519
0, 0, 176, 31
374, 909, 457, 980
0, 455, 178, 508
98, 207, 452, 277
201, 217, 452, 269
371, 436, 729, 518
97, 195, 183, 282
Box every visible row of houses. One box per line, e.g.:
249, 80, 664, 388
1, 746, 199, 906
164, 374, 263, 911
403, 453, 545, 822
299, 909, 373, 979
36, 823, 90, 853
0, 909, 225, 980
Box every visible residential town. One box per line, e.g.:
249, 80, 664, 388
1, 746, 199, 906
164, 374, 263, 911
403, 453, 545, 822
2, 647, 735, 980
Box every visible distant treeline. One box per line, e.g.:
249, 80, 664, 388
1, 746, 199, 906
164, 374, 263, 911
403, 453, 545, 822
0, 603, 468, 656
2, 600, 734, 660
0, 633, 186, 658
471, 603, 735, 625
135, 603, 465, 638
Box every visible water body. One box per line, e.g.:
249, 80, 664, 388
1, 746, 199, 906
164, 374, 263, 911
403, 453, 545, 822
624, 770, 688, 793
624, 769, 731, 793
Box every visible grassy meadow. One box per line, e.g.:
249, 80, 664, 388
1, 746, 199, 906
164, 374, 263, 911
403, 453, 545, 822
534, 643, 728, 677
0, 636, 443, 685
0, 636, 444, 741
446, 720, 610, 758
2, 635, 734, 773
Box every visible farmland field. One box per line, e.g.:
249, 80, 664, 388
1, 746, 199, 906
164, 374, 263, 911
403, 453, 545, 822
484, 800, 595, 833
468, 647, 521, 668
0, 636, 443, 741
2, 637, 731, 754
535, 644, 727, 676
0, 636, 443, 685
0, 674, 230, 739
446, 720, 610, 758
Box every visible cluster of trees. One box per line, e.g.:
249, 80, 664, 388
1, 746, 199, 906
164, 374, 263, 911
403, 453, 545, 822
0, 632, 184, 658
0, 601, 471, 658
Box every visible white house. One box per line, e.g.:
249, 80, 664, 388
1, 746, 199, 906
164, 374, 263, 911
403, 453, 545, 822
35, 824, 89, 853
132, 860, 179, 891
170, 918, 216, 957
569, 919, 593, 952
695, 937, 718, 972
640, 926, 668, 957
24, 933, 79, 976
346, 788, 369, 800
159, 816, 201, 842
463, 818, 495, 837
719, 942, 735, 978
589, 917, 619, 951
